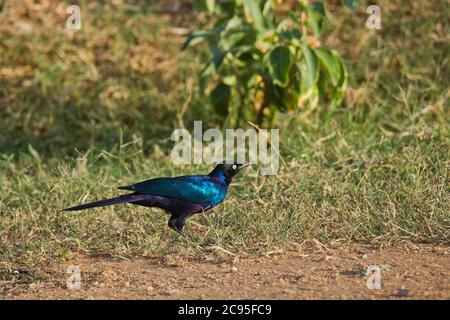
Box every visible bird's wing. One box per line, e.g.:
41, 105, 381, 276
118, 175, 225, 206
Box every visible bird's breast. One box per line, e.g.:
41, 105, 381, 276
196, 180, 228, 207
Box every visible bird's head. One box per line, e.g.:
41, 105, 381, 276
210, 161, 251, 181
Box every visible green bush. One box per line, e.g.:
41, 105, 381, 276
183, 0, 348, 127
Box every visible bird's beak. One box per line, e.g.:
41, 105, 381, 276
239, 163, 252, 169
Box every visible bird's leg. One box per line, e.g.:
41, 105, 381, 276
168, 216, 194, 240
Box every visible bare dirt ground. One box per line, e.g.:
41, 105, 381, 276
1, 243, 449, 300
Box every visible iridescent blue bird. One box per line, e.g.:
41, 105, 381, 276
62, 162, 250, 239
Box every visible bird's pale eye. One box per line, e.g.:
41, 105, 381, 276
232, 164, 237, 170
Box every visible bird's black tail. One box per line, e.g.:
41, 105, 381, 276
62, 194, 148, 211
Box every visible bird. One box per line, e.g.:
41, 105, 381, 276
62, 162, 250, 239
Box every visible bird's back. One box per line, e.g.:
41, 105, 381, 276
118, 175, 228, 208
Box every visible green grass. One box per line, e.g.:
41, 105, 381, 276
0, 0, 449, 266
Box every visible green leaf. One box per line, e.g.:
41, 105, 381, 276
221, 27, 257, 50
216, 1, 236, 17
333, 52, 347, 87
197, 46, 225, 93
210, 83, 231, 116
199, 66, 213, 93
242, 0, 266, 31
219, 16, 258, 50
221, 75, 237, 86
277, 28, 302, 41
266, 46, 293, 88
205, 0, 215, 13
181, 30, 215, 50
299, 44, 319, 95
305, 1, 326, 37
330, 53, 348, 106
210, 45, 225, 70
268, 84, 289, 112
262, 0, 274, 28
314, 47, 341, 86
224, 14, 243, 30
317, 70, 327, 100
